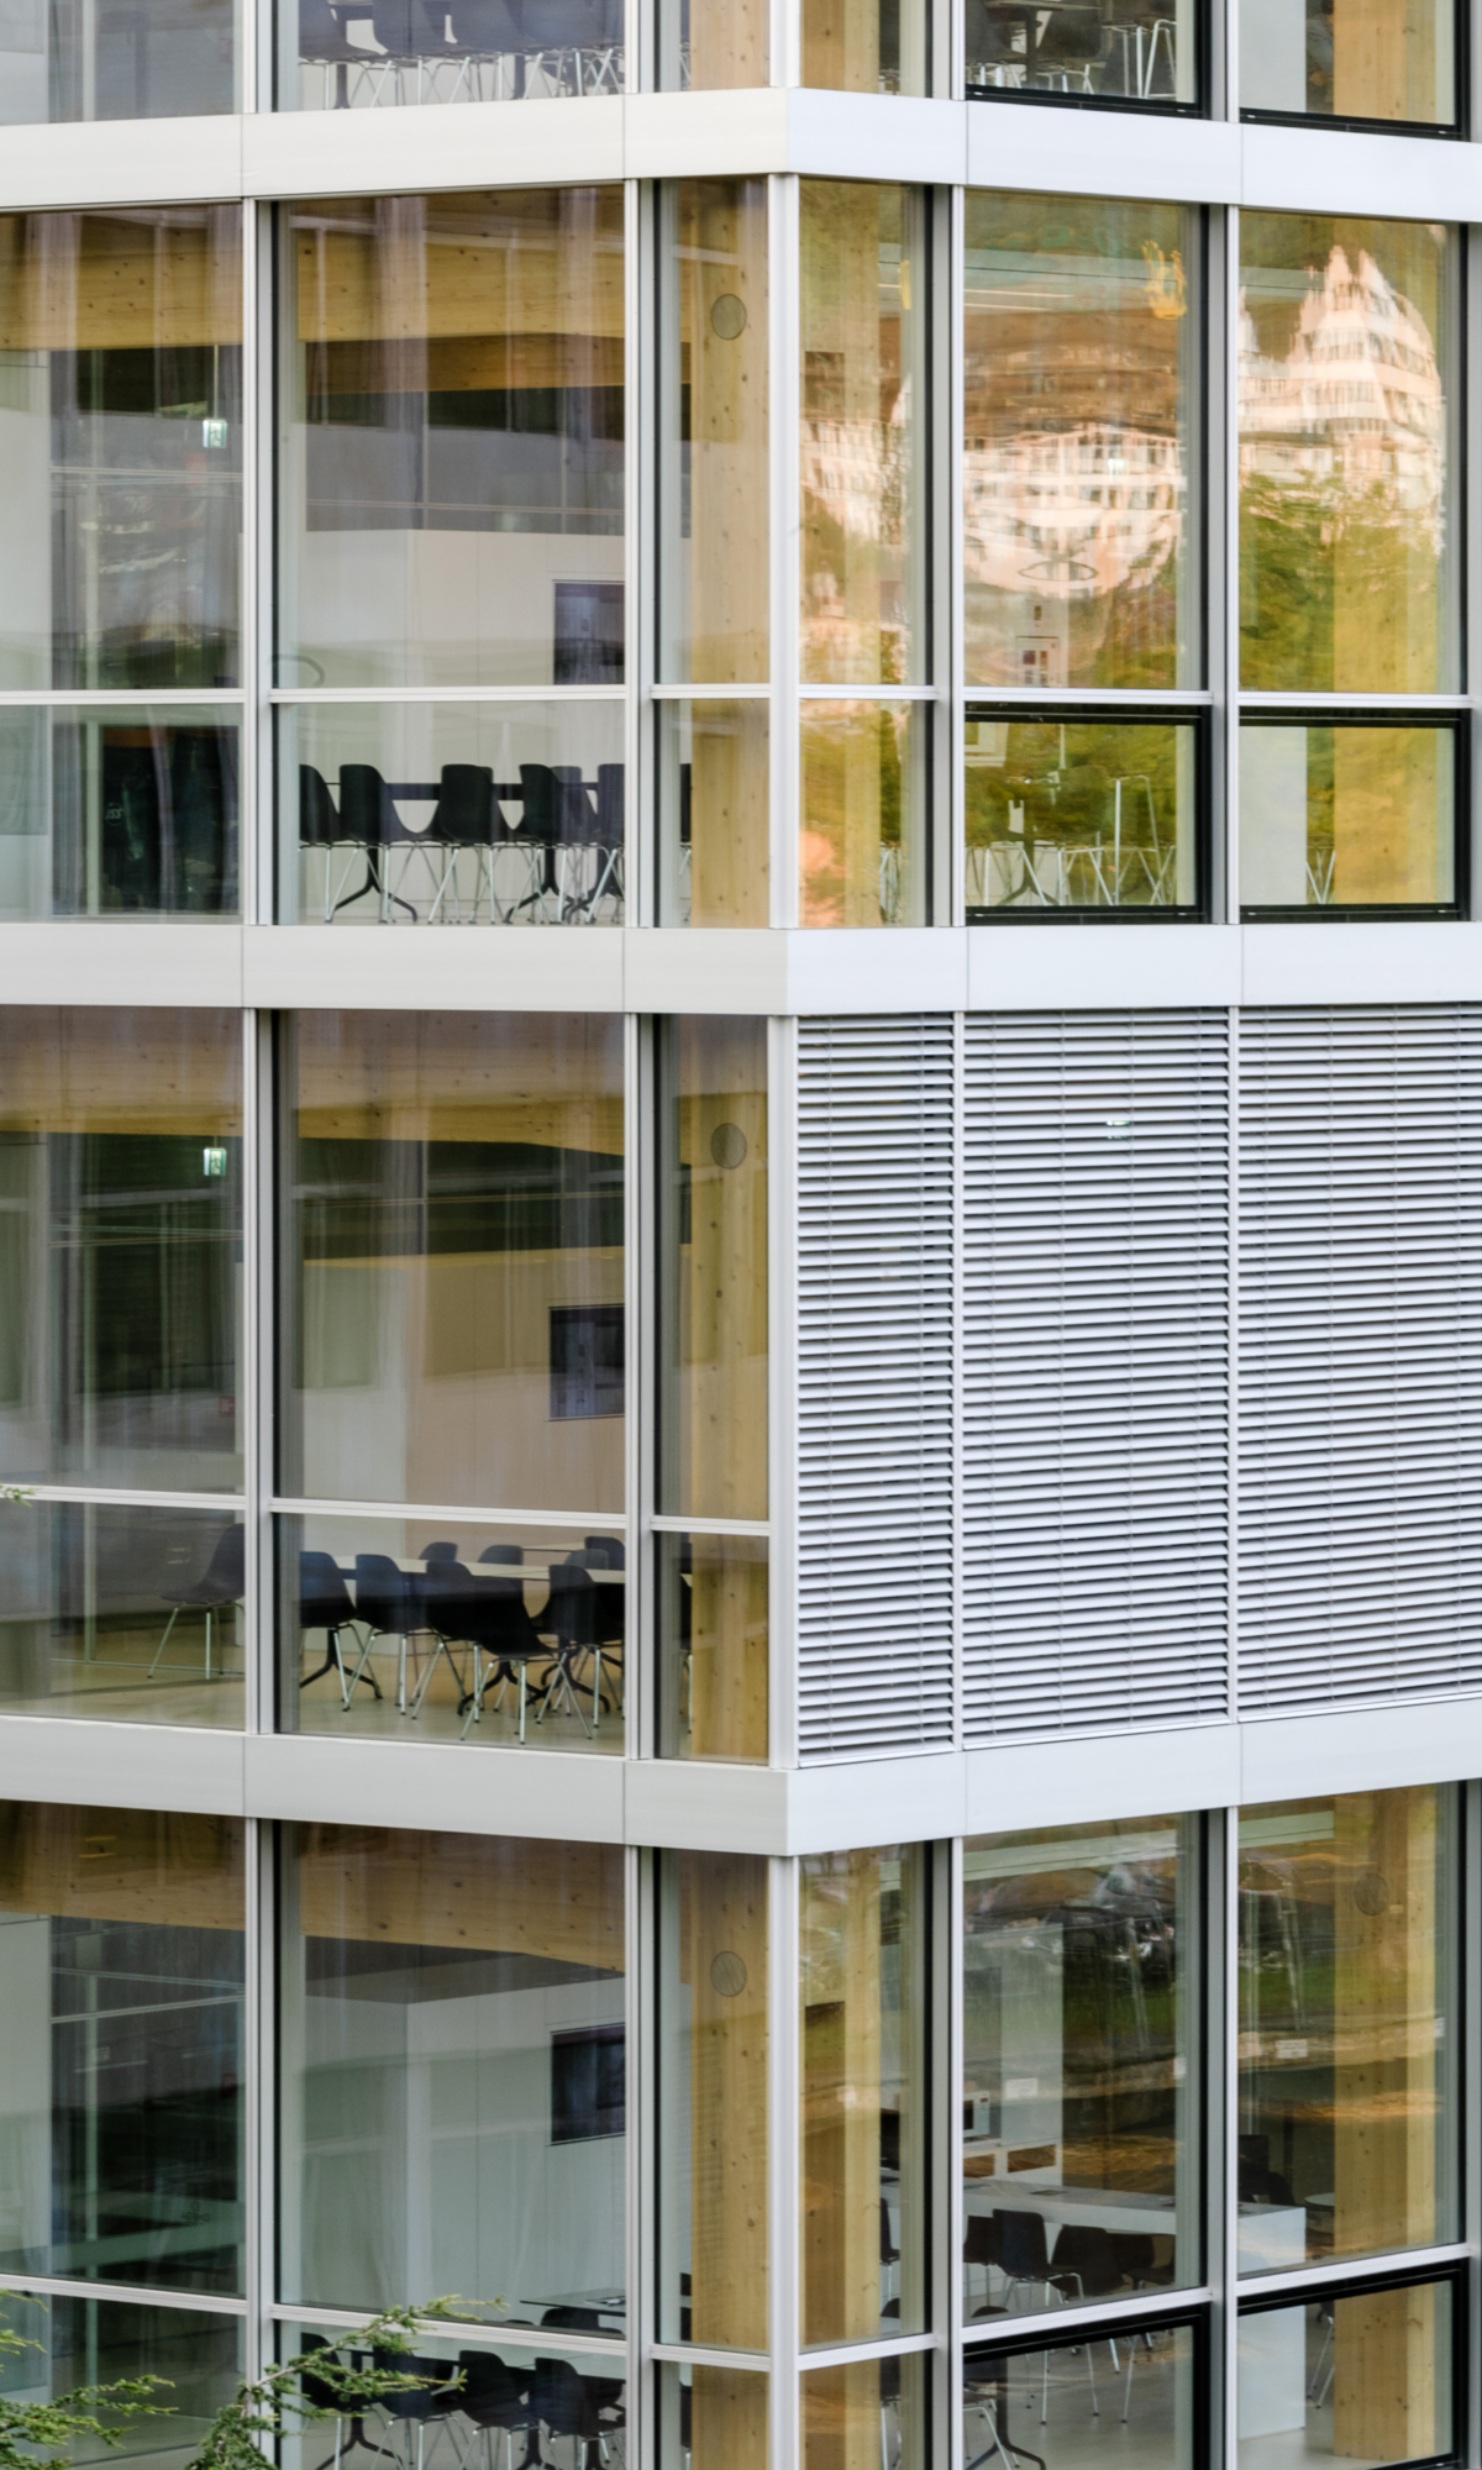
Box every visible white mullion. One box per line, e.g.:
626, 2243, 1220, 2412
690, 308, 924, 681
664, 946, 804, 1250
270, 2303, 627, 2358
241, 1009, 263, 1735
950, 1009, 964, 1749
768, 1855, 801, 2466
0, 2273, 247, 2316
244, 1812, 269, 2384
944, 1831, 965, 2470
1220, 1802, 1239, 2470
961, 2287, 1211, 2351
795, 2332, 938, 2372
1226, 1004, 1239, 1732
255, 197, 278, 924
237, 195, 259, 925
625, 1842, 647, 2470
270, 1495, 627, 1528
1223, 204, 1241, 921
947, 183, 965, 928
624, 1008, 648, 1755
17, 1482, 248, 1509
266, 685, 627, 703
767, 1013, 798, 1769
651, 1513, 769, 1537
771, 175, 800, 929
1464, 1778, 1481, 2468
625, 174, 647, 926
1236, 2246, 1469, 2305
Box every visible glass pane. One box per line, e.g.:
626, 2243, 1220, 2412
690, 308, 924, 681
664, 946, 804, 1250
657, 0, 766, 85
1241, 0, 1453, 121
658, 1849, 769, 2348
658, 1531, 768, 1765
658, 1018, 768, 1525
0, 708, 238, 921
0, 1500, 244, 1726
801, 183, 925, 688
0, 0, 236, 120
966, 0, 1195, 99
1238, 1787, 1457, 2271
278, 2328, 626, 2470
803, 2353, 926, 2468
280, 702, 623, 928
280, 1512, 624, 1753
0, 208, 242, 690
963, 2324, 1197, 2463
962, 1816, 1197, 2317
802, 1847, 927, 2345
282, 0, 623, 107
967, 714, 1198, 913
659, 701, 769, 926
1239, 215, 1455, 694
280, 1824, 626, 2317
0, 2293, 242, 2469
1238, 2282, 1454, 2468
800, 702, 926, 926
658, 2363, 769, 2465
0, 1009, 243, 1492
803, 0, 926, 89
280, 192, 623, 690
661, 182, 768, 688
963, 195, 1199, 693
280, 1011, 624, 1512
0, 1801, 244, 2291
1240, 723, 1454, 911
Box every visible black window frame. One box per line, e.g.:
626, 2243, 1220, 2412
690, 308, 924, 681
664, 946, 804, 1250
1237, 707, 1467, 923
964, 701, 1210, 925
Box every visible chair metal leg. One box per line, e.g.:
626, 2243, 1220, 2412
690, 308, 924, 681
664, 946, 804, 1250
149, 1604, 182, 1677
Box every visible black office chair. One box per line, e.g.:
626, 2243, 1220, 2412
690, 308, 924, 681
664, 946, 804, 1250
298, 1548, 379, 1706
565, 760, 623, 918
583, 1534, 625, 1568
964, 2211, 1003, 2315
338, 764, 419, 919
478, 1541, 524, 1567
428, 763, 496, 922
370, 2349, 449, 2470
428, 1562, 546, 1740
510, 762, 564, 915
450, 2351, 530, 2470
526, 2359, 616, 2470
419, 1540, 459, 1564
150, 1522, 244, 1681
347, 1551, 423, 1711
296, 0, 363, 102
534, 1557, 609, 1735
1046, 2223, 1125, 2417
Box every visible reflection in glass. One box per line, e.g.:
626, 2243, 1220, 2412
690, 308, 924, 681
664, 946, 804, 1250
962, 1817, 1196, 2317
801, 183, 925, 688
280, 1825, 626, 2317
0, 1009, 242, 1492
280, 1512, 625, 1752
804, 2354, 925, 2468
658, 1532, 767, 1766
1237, 2282, 1453, 2469
1240, 216, 1455, 694
963, 2325, 1197, 2463
657, 0, 766, 85
658, 1018, 768, 1527
0, 209, 242, 691
280, 2329, 627, 2470
1238, 1788, 1456, 2272
802, 1846, 926, 2345
963, 195, 1199, 693
0, 709, 238, 921
0, 0, 235, 121
800, 702, 925, 926
803, 0, 925, 89
0, 1801, 244, 2292
660, 182, 768, 687
280, 1010, 624, 1512
1241, 0, 1453, 124
658, 2364, 769, 2466
0, 1500, 245, 1725
283, 0, 622, 108
966, 714, 1198, 913
0, 2294, 241, 2467
280, 193, 624, 691
281, 702, 623, 927
658, 1850, 769, 2349
966, 0, 1195, 100
658, 700, 768, 927
1240, 723, 1454, 911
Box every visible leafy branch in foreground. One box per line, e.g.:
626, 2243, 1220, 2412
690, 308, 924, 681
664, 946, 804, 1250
189, 2305, 463, 2470
0, 2313, 172, 2470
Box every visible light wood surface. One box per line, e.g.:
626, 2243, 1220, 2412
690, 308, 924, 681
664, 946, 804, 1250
681, 1849, 770, 2361
297, 1823, 624, 1972
0, 1802, 243, 1929
0, 210, 240, 351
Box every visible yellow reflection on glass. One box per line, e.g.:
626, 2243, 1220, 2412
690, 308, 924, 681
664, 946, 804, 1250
801, 702, 924, 926
1237, 1787, 1457, 2270
801, 183, 925, 687
1240, 215, 1455, 693
1240, 724, 1454, 909
662, 181, 769, 686
661, 699, 769, 926
804, 2354, 925, 2469
963, 194, 1199, 693
659, 1850, 770, 2349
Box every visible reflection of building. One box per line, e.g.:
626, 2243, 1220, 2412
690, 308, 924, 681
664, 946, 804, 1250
1239, 243, 1445, 541
963, 418, 1185, 669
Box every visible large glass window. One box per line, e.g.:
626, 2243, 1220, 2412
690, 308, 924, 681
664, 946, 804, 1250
801, 1846, 927, 2347
0, 1499, 246, 1725
1239, 216, 1456, 698
0, 1801, 245, 2292
657, 1850, 769, 2352
963, 2323, 1199, 2465
965, 0, 1196, 103
279, 1824, 627, 2321
277, 192, 624, 928
1240, 718, 1457, 914
0, 211, 241, 919
962, 1815, 1198, 2317
0, 1008, 243, 1494
656, 0, 765, 84
1237, 2276, 1456, 2469
1238, 1788, 1457, 2273
657, 1018, 768, 1765
0, 0, 235, 120
801, 0, 926, 89
1240, 0, 1454, 125
966, 711, 1200, 915
0, 2294, 242, 2470
281, 0, 622, 107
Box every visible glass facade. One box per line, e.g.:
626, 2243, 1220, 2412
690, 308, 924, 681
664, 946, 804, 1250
1240, 0, 1454, 124
965, 0, 1197, 102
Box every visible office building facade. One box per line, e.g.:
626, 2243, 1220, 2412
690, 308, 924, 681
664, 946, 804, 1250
0, 0, 1476, 2462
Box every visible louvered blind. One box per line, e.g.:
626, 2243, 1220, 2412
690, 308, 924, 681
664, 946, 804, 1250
796, 1015, 955, 1759
962, 1012, 1231, 1741
1238, 1006, 1482, 1714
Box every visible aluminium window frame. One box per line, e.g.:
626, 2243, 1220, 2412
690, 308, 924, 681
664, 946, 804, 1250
962, 699, 1211, 923
1236, 705, 1469, 922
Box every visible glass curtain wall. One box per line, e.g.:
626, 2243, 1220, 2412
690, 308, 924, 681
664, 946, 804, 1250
276, 1009, 627, 1752
800, 181, 928, 928
656, 1018, 768, 1763
1238, 214, 1459, 914
962, 193, 1202, 917
0, 1009, 244, 1725
0, 0, 235, 125
1240, 0, 1455, 125
277, 190, 625, 928
0, 209, 242, 919
965, 0, 1197, 104
280, 0, 622, 108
